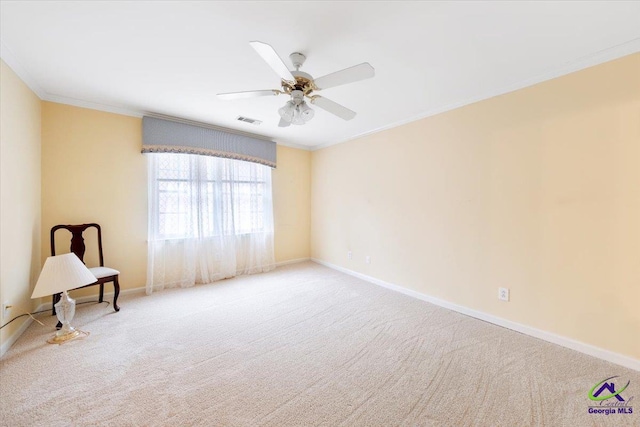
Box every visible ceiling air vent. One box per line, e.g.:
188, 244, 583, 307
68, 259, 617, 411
236, 116, 262, 125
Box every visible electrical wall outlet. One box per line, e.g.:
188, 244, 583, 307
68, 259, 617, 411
348, 251, 352, 260
498, 288, 509, 302
365, 256, 371, 264
2, 301, 11, 318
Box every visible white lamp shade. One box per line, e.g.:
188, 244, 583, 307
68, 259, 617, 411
31, 253, 97, 298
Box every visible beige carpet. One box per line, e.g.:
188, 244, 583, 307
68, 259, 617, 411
1, 262, 638, 426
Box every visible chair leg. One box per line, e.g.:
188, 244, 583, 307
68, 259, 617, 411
53, 293, 62, 329
52, 292, 61, 316
99, 283, 104, 303
113, 276, 120, 312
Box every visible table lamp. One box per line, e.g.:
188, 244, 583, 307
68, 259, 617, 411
32, 253, 97, 344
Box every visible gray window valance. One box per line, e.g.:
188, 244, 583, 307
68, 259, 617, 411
142, 116, 277, 168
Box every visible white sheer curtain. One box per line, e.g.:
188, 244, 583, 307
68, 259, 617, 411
146, 153, 275, 294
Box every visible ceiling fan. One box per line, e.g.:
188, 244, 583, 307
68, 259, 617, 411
218, 41, 375, 127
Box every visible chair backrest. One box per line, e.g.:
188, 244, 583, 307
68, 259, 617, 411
51, 223, 105, 267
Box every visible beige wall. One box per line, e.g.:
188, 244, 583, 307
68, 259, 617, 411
311, 53, 640, 360
0, 60, 42, 347
41, 103, 311, 297
273, 145, 311, 262
41, 103, 148, 295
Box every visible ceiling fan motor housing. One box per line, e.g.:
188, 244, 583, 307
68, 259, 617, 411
287, 71, 315, 95
289, 52, 306, 70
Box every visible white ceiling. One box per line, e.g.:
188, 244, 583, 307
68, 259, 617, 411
1, 1, 639, 149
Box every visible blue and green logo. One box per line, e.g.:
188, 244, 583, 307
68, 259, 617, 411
587, 376, 634, 416
589, 376, 629, 402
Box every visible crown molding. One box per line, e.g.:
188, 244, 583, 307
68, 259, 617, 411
272, 140, 313, 151
45, 99, 313, 150
311, 37, 640, 152
4, 35, 637, 154
0, 39, 310, 151
44, 99, 313, 150
0, 40, 46, 99
43, 93, 144, 118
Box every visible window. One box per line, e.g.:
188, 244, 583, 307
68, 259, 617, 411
148, 153, 273, 240
144, 137, 276, 293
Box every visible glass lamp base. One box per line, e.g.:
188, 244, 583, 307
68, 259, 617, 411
47, 290, 89, 344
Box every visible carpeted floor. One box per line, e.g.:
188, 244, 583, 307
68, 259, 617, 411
1, 262, 638, 426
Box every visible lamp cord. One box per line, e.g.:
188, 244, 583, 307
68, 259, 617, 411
0, 300, 110, 330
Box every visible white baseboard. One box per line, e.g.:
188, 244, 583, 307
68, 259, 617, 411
276, 257, 310, 267
0, 302, 49, 358
0, 286, 146, 358
311, 258, 640, 372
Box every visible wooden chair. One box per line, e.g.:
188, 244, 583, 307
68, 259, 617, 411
51, 223, 120, 317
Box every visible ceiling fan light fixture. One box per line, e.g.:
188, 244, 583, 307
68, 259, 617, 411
278, 99, 314, 125
298, 102, 314, 120
278, 101, 296, 122
291, 113, 306, 126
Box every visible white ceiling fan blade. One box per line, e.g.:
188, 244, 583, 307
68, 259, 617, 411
313, 63, 375, 90
249, 41, 296, 84
310, 96, 356, 121
278, 118, 291, 128
217, 90, 280, 100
